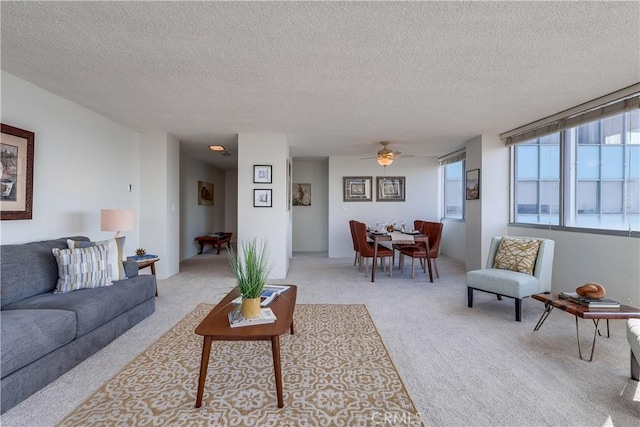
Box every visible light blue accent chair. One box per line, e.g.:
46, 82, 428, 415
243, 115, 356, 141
628, 319, 640, 380
467, 236, 555, 322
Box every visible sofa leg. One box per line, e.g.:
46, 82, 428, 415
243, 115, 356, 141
515, 298, 522, 322
632, 349, 639, 381
467, 287, 473, 308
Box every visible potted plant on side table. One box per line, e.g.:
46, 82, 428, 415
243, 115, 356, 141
228, 238, 272, 319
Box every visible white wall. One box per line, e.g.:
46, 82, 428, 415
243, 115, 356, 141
225, 169, 238, 240
237, 133, 290, 279
138, 132, 180, 279
292, 159, 329, 252
509, 226, 640, 307
440, 220, 466, 261
0, 71, 141, 247
328, 156, 440, 258
179, 149, 227, 260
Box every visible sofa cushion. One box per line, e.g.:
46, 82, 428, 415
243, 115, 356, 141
52, 244, 113, 293
493, 237, 541, 275
1, 309, 76, 378
467, 268, 540, 299
0, 236, 90, 308
3, 276, 155, 339
67, 237, 126, 280
628, 319, 640, 363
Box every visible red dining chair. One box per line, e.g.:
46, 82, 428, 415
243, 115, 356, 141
398, 221, 443, 280
353, 221, 394, 276
348, 220, 360, 267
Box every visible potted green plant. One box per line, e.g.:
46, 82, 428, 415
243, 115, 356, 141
228, 238, 272, 318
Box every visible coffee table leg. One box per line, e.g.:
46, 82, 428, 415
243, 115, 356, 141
195, 336, 212, 408
533, 303, 554, 331
575, 317, 599, 362
271, 335, 284, 408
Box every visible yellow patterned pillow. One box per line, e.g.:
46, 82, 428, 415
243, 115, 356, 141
493, 237, 541, 275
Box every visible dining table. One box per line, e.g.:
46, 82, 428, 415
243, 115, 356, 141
367, 230, 432, 283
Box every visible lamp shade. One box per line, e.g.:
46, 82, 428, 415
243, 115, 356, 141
101, 209, 135, 237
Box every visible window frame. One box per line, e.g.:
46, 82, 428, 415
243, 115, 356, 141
510, 109, 639, 237
441, 159, 465, 221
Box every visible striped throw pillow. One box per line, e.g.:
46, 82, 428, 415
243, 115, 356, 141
52, 244, 113, 294
67, 237, 126, 280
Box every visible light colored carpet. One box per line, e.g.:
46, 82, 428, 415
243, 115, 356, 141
56, 303, 421, 426
2, 252, 639, 426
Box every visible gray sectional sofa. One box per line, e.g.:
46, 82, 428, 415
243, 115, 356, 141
0, 236, 156, 413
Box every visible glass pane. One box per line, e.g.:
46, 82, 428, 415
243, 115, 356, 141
577, 122, 600, 145
627, 180, 640, 214
540, 145, 559, 179
576, 181, 599, 214
628, 110, 640, 145
516, 181, 537, 214
577, 146, 600, 179
517, 146, 538, 179
603, 115, 623, 145
539, 133, 559, 145
601, 181, 622, 214
627, 145, 640, 179
601, 146, 623, 179
540, 180, 560, 214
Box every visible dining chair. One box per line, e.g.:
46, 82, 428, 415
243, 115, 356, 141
422, 221, 444, 278
348, 220, 360, 267
353, 221, 393, 276
392, 219, 426, 266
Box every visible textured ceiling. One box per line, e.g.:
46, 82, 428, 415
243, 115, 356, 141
2, 1, 639, 170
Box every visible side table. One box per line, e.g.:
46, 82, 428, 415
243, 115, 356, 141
127, 256, 159, 297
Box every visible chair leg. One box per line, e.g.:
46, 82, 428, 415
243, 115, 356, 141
353, 252, 358, 266
497, 295, 503, 300
467, 287, 473, 308
399, 254, 405, 274
515, 298, 522, 322
410, 258, 416, 279
631, 349, 639, 381
433, 259, 439, 278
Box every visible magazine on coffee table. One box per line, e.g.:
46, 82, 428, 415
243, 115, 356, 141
559, 291, 620, 308
231, 285, 290, 307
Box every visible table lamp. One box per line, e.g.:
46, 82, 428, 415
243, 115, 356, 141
100, 209, 135, 237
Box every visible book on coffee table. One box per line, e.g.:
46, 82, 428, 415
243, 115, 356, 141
228, 307, 277, 328
559, 292, 620, 309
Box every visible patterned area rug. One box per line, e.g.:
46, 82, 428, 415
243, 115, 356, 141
58, 304, 423, 426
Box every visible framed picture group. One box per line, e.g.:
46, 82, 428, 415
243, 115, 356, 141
343, 176, 406, 202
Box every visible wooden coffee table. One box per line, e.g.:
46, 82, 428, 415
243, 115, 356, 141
194, 285, 297, 408
532, 293, 640, 362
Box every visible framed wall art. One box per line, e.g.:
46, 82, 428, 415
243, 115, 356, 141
292, 183, 311, 206
466, 169, 480, 200
376, 176, 405, 202
198, 181, 214, 205
1, 124, 34, 220
343, 176, 372, 202
253, 165, 272, 184
254, 189, 272, 207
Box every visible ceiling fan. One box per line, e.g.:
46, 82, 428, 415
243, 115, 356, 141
362, 141, 407, 167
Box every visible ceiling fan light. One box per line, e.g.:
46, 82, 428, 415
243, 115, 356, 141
209, 145, 225, 151
377, 156, 393, 166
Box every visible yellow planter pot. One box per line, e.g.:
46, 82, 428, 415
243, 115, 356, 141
241, 297, 261, 319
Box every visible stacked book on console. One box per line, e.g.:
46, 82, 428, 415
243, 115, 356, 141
559, 291, 620, 309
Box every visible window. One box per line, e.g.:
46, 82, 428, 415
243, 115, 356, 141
512, 109, 640, 232
443, 160, 465, 220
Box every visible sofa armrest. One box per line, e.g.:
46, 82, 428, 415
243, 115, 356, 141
123, 261, 139, 278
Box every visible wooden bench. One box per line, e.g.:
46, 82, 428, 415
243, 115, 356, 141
195, 233, 233, 254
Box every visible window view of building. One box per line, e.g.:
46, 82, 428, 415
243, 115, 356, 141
443, 160, 464, 220
513, 109, 640, 232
